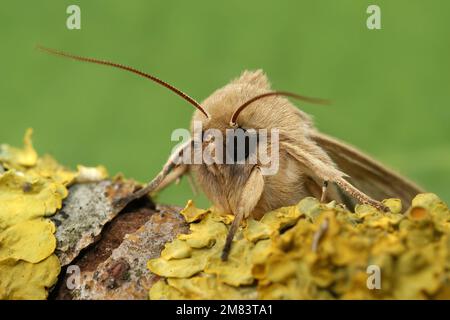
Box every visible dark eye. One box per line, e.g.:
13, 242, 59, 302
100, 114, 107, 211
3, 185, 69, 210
226, 127, 258, 163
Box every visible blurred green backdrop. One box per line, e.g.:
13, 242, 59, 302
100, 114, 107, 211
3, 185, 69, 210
1, 0, 449, 207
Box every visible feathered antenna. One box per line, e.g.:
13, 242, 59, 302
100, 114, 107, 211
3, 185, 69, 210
230, 91, 329, 126
37, 45, 210, 118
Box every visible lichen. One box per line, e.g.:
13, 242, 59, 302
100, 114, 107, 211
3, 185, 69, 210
0, 130, 110, 299
0, 130, 69, 299
148, 194, 450, 300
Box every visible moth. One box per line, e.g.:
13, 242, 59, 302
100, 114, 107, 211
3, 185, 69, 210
38, 46, 423, 260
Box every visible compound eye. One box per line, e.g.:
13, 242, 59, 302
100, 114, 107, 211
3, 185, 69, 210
226, 127, 258, 163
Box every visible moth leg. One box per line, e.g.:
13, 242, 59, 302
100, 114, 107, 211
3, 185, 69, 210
222, 210, 244, 261
159, 166, 198, 196
320, 180, 328, 203
186, 171, 199, 196
334, 177, 388, 211
153, 164, 188, 192
221, 166, 265, 261
283, 141, 388, 212
114, 140, 193, 207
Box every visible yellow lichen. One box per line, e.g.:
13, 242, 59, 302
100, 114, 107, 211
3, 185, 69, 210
180, 200, 209, 223
0, 218, 56, 263
148, 194, 450, 300
0, 128, 38, 168
0, 255, 60, 300
75, 165, 108, 183
0, 130, 80, 300
0, 170, 67, 230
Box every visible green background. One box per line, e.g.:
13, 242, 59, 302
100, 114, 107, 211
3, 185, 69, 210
1, 0, 449, 207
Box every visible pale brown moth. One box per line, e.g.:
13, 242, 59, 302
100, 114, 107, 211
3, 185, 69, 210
38, 46, 423, 260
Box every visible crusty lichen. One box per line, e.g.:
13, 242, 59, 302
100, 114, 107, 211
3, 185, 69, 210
148, 194, 450, 300
0, 130, 110, 299
2, 130, 449, 300
0, 130, 68, 299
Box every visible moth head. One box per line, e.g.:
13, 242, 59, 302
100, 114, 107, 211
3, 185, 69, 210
189, 70, 330, 168
37, 47, 326, 154
192, 70, 329, 144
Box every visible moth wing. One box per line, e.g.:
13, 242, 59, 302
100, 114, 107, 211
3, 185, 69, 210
311, 132, 424, 207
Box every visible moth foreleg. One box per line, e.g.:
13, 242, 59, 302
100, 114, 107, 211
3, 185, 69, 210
221, 166, 264, 261
221, 209, 244, 261
153, 164, 189, 192
114, 139, 193, 207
